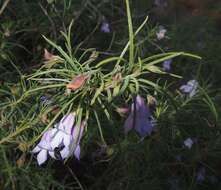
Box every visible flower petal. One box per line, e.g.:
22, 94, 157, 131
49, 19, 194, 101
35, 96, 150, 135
37, 149, 48, 165
124, 112, 134, 134
60, 147, 70, 159
38, 129, 55, 150
74, 145, 81, 160
180, 84, 193, 93
59, 113, 75, 134
71, 121, 85, 144
134, 95, 154, 137
48, 151, 56, 159
32, 145, 41, 153
50, 131, 64, 149
63, 134, 72, 147
135, 118, 154, 137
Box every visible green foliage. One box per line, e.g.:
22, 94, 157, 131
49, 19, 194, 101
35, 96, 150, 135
0, 0, 221, 190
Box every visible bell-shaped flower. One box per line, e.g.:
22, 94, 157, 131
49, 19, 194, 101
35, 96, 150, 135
32, 128, 57, 165
50, 113, 75, 150
57, 121, 86, 160
32, 113, 85, 165
50, 113, 85, 160
124, 95, 155, 137
180, 80, 198, 97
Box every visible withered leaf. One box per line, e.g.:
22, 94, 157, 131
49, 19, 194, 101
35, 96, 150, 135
66, 74, 88, 91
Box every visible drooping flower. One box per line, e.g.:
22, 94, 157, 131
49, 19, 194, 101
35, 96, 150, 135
162, 59, 172, 71
180, 80, 198, 97
50, 114, 75, 151
124, 95, 155, 137
32, 113, 85, 165
101, 21, 110, 33
183, 138, 194, 149
50, 113, 85, 160
156, 26, 167, 40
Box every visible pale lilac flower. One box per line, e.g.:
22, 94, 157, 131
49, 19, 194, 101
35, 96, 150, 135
50, 113, 85, 160
124, 95, 155, 137
101, 21, 110, 33
60, 120, 85, 160
184, 138, 194, 149
196, 167, 206, 182
156, 26, 167, 40
162, 59, 172, 71
32, 113, 85, 165
180, 80, 198, 97
50, 114, 75, 149
32, 128, 57, 165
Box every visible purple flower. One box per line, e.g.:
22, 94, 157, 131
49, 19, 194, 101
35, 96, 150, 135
183, 138, 194, 149
180, 80, 198, 97
124, 95, 155, 137
196, 167, 206, 182
101, 21, 110, 33
162, 59, 172, 71
32, 113, 85, 165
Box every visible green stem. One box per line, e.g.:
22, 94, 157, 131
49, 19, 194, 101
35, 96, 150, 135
125, 0, 134, 71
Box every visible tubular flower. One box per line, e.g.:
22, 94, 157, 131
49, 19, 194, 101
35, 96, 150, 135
32, 113, 85, 165
124, 95, 155, 137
